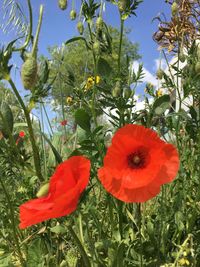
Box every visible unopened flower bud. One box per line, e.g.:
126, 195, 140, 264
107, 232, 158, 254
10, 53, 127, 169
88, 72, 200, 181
123, 86, 132, 99
171, 2, 178, 16
112, 81, 121, 97
36, 183, 50, 198
21, 55, 38, 90
96, 17, 103, 32
77, 21, 84, 35
58, 0, 67, 10
156, 68, 164, 80
93, 41, 101, 55
179, 51, 186, 62
118, 0, 128, 12
70, 9, 77, 20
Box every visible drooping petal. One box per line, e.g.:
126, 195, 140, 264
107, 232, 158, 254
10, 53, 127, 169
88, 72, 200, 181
19, 156, 90, 229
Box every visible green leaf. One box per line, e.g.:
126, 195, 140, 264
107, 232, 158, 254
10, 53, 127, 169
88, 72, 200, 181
27, 239, 45, 267
41, 133, 63, 164
97, 57, 113, 77
153, 94, 170, 115
75, 108, 91, 132
50, 225, 67, 234
65, 37, 90, 50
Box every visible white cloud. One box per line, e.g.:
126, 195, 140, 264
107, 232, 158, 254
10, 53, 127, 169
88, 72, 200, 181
130, 61, 157, 86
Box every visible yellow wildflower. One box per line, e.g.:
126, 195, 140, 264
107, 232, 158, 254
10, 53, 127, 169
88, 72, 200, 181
85, 77, 95, 91
156, 88, 163, 97
178, 258, 190, 266
84, 76, 101, 91
95, 75, 101, 84
66, 96, 73, 105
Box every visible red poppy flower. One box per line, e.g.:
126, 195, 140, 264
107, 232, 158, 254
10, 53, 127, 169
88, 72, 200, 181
19, 131, 25, 138
60, 120, 67, 126
98, 124, 179, 203
19, 156, 91, 229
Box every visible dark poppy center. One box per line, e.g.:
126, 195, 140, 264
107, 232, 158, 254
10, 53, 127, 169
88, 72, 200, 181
127, 147, 149, 169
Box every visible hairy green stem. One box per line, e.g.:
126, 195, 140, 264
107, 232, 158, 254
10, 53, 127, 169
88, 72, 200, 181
32, 5, 44, 57
88, 23, 98, 127
117, 15, 124, 77
137, 203, 143, 267
68, 225, 91, 267
8, 77, 43, 181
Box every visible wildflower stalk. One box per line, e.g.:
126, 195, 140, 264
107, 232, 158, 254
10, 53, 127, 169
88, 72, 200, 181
8, 77, 44, 182
88, 22, 98, 126
117, 15, 124, 77
137, 203, 143, 267
68, 225, 91, 267
40, 102, 47, 178
0, 176, 26, 266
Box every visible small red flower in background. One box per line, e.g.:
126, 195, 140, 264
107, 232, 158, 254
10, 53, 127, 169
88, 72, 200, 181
16, 131, 25, 145
19, 156, 90, 229
60, 120, 67, 126
19, 131, 25, 138
98, 124, 179, 203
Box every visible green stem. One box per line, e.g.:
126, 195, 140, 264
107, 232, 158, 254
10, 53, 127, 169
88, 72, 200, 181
68, 225, 91, 267
8, 77, 43, 182
137, 203, 143, 267
0, 176, 26, 266
40, 102, 47, 179
117, 199, 123, 240
32, 5, 44, 57
88, 22, 98, 126
117, 15, 124, 77
13, 0, 33, 52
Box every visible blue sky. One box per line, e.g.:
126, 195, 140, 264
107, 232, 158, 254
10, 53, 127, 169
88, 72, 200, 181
0, 0, 171, 132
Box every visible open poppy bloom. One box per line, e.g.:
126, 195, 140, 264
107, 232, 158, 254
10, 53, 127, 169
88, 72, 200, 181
98, 124, 179, 203
19, 156, 90, 229
60, 119, 67, 126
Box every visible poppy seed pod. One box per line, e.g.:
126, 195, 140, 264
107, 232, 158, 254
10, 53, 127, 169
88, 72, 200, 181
156, 68, 164, 80
58, 0, 67, 10
93, 41, 101, 55
171, 2, 178, 16
179, 51, 186, 62
118, 0, 128, 12
21, 55, 38, 90
123, 86, 132, 99
77, 21, 84, 35
70, 9, 77, 20
112, 81, 121, 97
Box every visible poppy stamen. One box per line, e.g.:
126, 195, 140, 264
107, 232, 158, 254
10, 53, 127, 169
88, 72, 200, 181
127, 147, 149, 169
